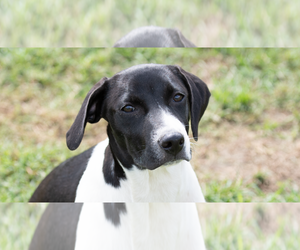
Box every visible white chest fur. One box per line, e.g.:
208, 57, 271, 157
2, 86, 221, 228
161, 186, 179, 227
74, 203, 206, 250
75, 139, 205, 202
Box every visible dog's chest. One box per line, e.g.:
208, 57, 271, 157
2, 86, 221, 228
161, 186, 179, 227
75, 139, 131, 202
75, 139, 205, 202
74, 203, 206, 250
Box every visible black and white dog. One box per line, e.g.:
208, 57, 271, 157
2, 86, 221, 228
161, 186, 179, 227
29, 64, 210, 202
29, 64, 210, 250
114, 26, 196, 47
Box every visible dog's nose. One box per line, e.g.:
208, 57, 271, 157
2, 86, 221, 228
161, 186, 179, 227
159, 133, 184, 155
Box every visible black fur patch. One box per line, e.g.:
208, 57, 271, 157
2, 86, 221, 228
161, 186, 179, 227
29, 203, 83, 250
102, 144, 127, 188
103, 203, 127, 226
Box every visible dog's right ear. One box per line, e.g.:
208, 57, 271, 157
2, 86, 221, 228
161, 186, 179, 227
66, 77, 108, 150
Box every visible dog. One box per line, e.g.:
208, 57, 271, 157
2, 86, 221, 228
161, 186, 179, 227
113, 26, 196, 47
29, 64, 210, 202
29, 203, 206, 250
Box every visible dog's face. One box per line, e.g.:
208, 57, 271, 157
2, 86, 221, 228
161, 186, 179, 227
103, 65, 191, 170
66, 64, 210, 170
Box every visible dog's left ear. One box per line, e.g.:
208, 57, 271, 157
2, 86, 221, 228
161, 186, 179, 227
66, 77, 108, 150
175, 66, 211, 141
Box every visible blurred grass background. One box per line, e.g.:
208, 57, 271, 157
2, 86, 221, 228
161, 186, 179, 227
198, 203, 300, 250
0, 204, 45, 250
0, 203, 299, 249
0, 0, 299, 47
0, 48, 300, 202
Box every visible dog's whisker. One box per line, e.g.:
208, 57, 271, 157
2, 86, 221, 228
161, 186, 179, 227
135, 149, 146, 154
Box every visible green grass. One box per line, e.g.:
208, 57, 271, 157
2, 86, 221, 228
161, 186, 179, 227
0, 0, 299, 46
204, 180, 300, 202
0, 48, 300, 202
201, 204, 300, 250
0, 141, 74, 202
0, 204, 45, 250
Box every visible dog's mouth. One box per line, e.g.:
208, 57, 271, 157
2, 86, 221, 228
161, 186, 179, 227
161, 159, 186, 167
127, 137, 192, 170
134, 153, 191, 171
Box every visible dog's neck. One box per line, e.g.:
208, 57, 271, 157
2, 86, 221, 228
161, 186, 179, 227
101, 125, 132, 188
102, 125, 204, 202
103, 133, 190, 202
106, 125, 136, 170
122, 161, 190, 202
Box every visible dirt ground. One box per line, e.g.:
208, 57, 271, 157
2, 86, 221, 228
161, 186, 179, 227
192, 121, 300, 192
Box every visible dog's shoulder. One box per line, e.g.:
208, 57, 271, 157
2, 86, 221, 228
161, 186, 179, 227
29, 146, 96, 202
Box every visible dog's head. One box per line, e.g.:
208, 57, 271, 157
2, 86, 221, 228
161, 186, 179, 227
113, 26, 196, 47
67, 64, 210, 170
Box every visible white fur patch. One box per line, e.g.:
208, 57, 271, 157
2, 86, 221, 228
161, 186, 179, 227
74, 203, 206, 250
123, 161, 205, 202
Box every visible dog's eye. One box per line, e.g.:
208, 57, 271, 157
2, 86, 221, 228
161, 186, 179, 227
121, 105, 135, 113
173, 94, 184, 102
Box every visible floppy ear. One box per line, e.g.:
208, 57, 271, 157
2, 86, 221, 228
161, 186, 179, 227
66, 77, 108, 150
175, 66, 210, 141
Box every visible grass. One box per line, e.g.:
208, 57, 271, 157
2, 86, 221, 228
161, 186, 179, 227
0, 203, 45, 250
0, 48, 299, 202
0, 203, 299, 249
0, 142, 74, 201
200, 203, 300, 250
204, 180, 300, 202
0, 0, 299, 46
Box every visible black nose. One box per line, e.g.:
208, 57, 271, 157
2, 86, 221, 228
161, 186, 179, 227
159, 133, 184, 155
